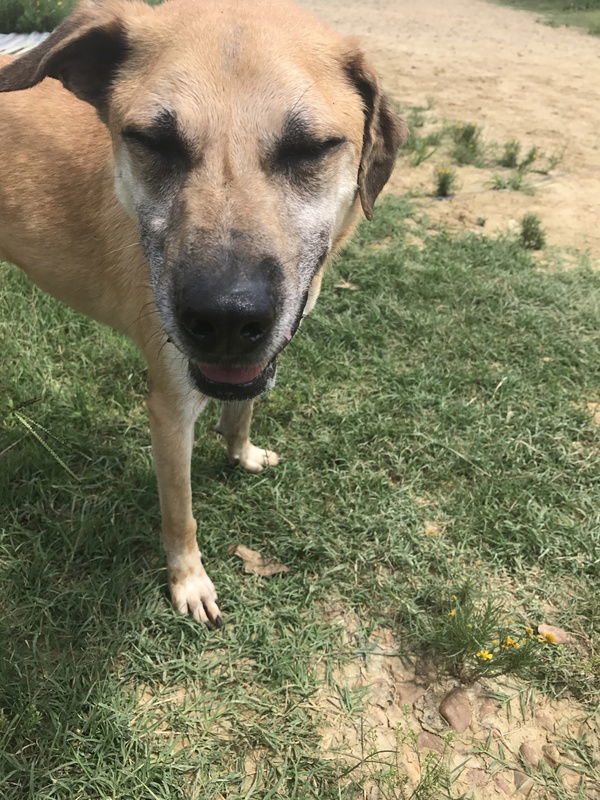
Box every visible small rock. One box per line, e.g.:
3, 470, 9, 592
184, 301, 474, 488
519, 742, 540, 767
542, 744, 562, 767
439, 688, 472, 733
494, 774, 512, 795
417, 731, 445, 754
404, 760, 421, 787
466, 768, 487, 786
537, 624, 574, 645
414, 691, 447, 734
478, 697, 499, 720
397, 680, 426, 706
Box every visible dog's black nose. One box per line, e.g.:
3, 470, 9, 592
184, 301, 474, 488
180, 296, 275, 355
176, 255, 279, 360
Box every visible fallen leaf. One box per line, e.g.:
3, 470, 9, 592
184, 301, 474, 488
423, 520, 442, 537
231, 544, 289, 577
334, 279, 358, 291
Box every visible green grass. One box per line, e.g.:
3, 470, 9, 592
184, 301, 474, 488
490, 171, 534, 193
495, 0, 600, 36
450, 123, 485, 166
520, 212, 547, 249
433, 166, 458, 197
1, 197, 600, 796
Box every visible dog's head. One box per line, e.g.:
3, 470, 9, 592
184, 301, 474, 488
0, 0, 406, 400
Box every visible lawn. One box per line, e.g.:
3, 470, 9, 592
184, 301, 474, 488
1, 196, 599, 797
495, 0, 600, 35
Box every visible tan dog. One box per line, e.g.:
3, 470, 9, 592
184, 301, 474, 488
0, 0, 405, 626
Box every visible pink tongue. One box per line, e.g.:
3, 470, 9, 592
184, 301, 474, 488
198, 363, 264, 384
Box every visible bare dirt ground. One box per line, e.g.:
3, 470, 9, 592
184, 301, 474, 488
313, 608, 599, 798
297, 2, 600, 794
305, 0, 600, 261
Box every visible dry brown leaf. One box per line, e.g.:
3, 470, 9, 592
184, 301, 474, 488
334, 279, 358, 291
231, 544, 289, 577
423, 520, 442, 537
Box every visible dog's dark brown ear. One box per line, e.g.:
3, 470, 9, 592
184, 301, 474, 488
344, 50, 408, 220
0, 0, 127, 119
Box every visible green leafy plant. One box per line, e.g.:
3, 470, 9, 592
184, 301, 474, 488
491, 171, 534, 194
0, 0, 73, 33
434, 166, 457, 197
518, 145, 542, 172
451, 122, 484, 165
520, 212, 546, 249
409, 584, 559, 682
498, 139, 521, 168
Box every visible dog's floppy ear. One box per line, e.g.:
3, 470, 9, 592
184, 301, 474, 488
344, 49, 408, 220
0, 0, 127, 119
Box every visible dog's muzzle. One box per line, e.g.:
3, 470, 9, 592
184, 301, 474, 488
186, 289, 308, 401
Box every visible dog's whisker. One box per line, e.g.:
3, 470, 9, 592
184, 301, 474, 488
104, 240, 143, 258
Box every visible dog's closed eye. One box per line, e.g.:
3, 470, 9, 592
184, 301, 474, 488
122, 126, 186, 160
277, 135, 346, 166
122, 110, 189, 164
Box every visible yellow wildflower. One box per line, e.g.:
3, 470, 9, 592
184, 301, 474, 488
501, 636, 520, 649
475, 650, 493, 661
525, 626, 534, 638
538, 632, 557, 645
448, 608, 457, 617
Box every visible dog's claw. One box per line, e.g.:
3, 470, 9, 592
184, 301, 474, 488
215, 616, 223, 629
169, 559, 222, 626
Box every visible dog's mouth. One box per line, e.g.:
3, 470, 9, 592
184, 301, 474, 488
185, 292, 308, 401
189, 358, 277, 401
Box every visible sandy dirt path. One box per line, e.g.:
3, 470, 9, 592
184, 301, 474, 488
302, 0, 600, 259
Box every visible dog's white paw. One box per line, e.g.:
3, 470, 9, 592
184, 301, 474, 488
231, 443, 279, 473
169, 559, 222, 627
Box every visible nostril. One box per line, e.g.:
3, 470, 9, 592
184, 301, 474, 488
184, 316, 214, 340
240, 321, 266, 342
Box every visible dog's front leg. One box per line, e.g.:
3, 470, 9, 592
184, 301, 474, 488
147, 369, 221, 627
216, 400, 279, 474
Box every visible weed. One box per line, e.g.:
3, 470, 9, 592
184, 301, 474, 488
491, 171, 534, 194
520, 212, 546, 249
398, 105, 447, 166
407, 131, 444, 166
407, 584, 557, 682
518, 145, 542, 172
537, 146, 566, 175
498, 139, 521, 168
451, 122, 484, 166
434, 166, 457, 197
